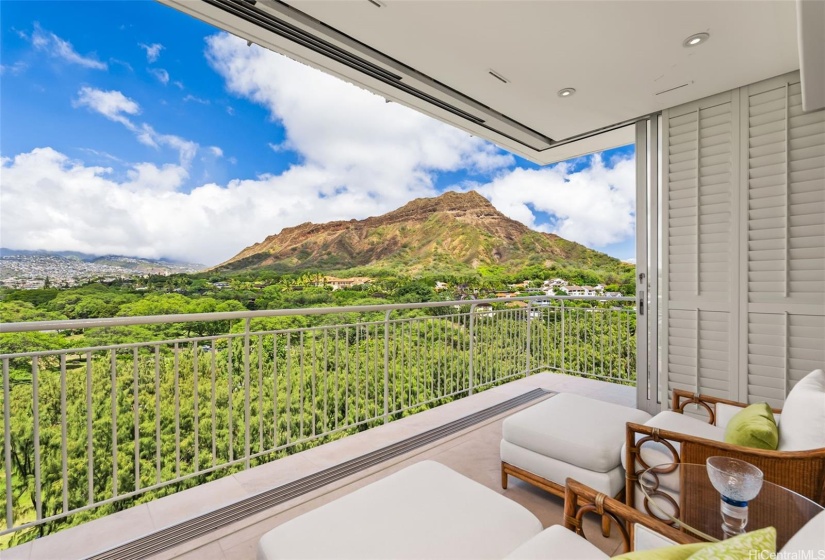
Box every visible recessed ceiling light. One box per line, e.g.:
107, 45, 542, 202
557, 88, 576, 98
683, 32, 710, 48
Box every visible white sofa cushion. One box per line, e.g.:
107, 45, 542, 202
504, 525, 609, 560
778, 369, 825, 451
257, 461, 542, 560
779, 509, 825, 555
502, 393, 651, 473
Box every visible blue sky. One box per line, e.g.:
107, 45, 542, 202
0, 0, 636, 266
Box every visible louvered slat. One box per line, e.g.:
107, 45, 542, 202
747, 81, 825, 303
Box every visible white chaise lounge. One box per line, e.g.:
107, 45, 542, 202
257, 461, 543, 560
256, 459, 825, 559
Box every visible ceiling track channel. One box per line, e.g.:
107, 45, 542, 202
204, 0, 485, 124
199, 0, 560, 150
87, 389, 551, 560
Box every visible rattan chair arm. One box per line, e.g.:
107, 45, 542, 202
563, 478, 700, 551
626, 422, 825, 460
671, 390, 782, 424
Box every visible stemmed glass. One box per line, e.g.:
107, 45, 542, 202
706, 456, 764, 536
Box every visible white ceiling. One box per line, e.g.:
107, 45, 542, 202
161, 0, 801, 163
286, 0, 798, 139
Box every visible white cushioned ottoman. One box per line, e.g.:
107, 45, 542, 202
501, 393, 652, 498
257, 461, 543, 560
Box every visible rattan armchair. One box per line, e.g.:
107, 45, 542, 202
625, 389, 825, 511
563, 478, 701, 553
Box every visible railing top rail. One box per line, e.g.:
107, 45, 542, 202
0, 294, 635, 334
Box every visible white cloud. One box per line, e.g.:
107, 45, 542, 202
472, 154, 636, 248
173, 80, 185, 90
29, 24, 107, 70
204, 33, 514, 207
73, 86, 140, 126
148, 67, 170, 85
72, 86, 209, 168
0, 61, 27, 75
183, 94, 210, 105
1, 148, 417, 264
139, 42, 164, 62
208, 146, 223, 157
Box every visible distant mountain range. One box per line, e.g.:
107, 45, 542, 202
0, 248, 204, 283
215, 191, 627, 275
0, 248, 200, 267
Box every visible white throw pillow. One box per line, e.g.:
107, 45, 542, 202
778, 369, 825, 451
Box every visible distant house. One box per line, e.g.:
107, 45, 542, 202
603, 291, 623, 298
212, 281, 230, 289
542, 278, 567, 288
495, 292, 519, 298
561, 285, 604, 297
434, 281, 449, 291
474, 303, 495, 318
315, 276, 371, 290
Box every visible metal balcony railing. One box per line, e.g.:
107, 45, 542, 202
0, 295, 635, 542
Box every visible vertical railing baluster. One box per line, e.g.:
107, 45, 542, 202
3, 359, 13, 529
155, 346, 161, 483
323, 329, 328, 434
243, 319, 251, 469
286, 334, 292, 445
526, 301, 532, 376
334, 329, 339, 430
210, 346, 217, 466
33, 357, 41, 520
299, 331, 304, 439
133, 348, 141, 490
311, 333, 317, 436
193, 343, 199, 474
273, 335, 279, 448
355, 323, 358, 422
60, 353, 68, 513
228, 338, 234, 463
110, 349, 118, 498
258, 335, 263, 454
468, 305, 475, 396
561, 300, 566, 373
86, 352, 94, 504
174, 343, 180, 479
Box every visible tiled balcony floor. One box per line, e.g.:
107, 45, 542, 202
6, 373, 636, 560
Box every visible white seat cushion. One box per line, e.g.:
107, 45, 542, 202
621, 411, 725, 472
501, 439, 626, 497
779, 509, 825, 555
257, 461, 542, 560
504, 525, 609, 560
778, 369, 825, 451
502, 393, 651, 473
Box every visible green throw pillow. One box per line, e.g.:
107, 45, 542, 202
686, 527, 776, 559
724, 402, 779, 450
612, 542, 708, 559
613, 527, 776, 560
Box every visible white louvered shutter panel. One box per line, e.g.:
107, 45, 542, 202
743, 76, 825, 408
663, 91, 738, 402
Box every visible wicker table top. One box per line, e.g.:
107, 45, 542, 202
639, 462, 823, 549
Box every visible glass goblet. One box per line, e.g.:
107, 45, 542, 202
706, 456, 764, 536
